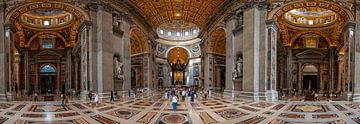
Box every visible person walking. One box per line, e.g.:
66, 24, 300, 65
94, 93, 99, 106
110, 91, 115, 102
172, 95, 178, 112
61, 94, 65, 108
181, 90, 186, 101
88, 91, 93, 101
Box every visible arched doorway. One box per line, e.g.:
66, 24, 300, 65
208, 27, 226, 91
167, 47, 189, 86
39, 64, 56, 94
130, 28, 149, 90
302, 64, 319, 92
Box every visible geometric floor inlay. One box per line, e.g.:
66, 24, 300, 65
0, 92, 359, 124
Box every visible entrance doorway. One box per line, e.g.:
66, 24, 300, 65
303, 75, 317, 91
40, 65, 56, 94
302, 64, 319, 92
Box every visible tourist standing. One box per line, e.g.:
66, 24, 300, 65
110, 91, 115, 102
61, 94, 65, 108
128, 90, 131, 97
34, 92, 38, 101
172, 95, 178, 112
88, 91, 93, 101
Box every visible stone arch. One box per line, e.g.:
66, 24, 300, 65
208, 27, 226, 55
165, 46, 192, 59
267, 0, 354, 21
39, 64, 57, 73
130, 28, 149, 55
26, 31, 68, 47
267, 0, 354, 46
290, 31, 332, 47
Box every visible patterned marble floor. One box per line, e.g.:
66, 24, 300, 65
0, 92, 360, 124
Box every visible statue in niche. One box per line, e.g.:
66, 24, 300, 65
236, 57, 243, 77
112, 14, 122, 29
113, 57, 123, 79
232, 57, 243, 79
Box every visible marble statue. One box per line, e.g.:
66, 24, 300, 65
237, 57, 243, 76
114, 57, 123, 79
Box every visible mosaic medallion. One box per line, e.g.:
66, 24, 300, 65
107, 108, 140, 119
156, 113, 190, 124
214, 109, 248, 120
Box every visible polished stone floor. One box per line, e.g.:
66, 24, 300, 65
0, 92, 359, 124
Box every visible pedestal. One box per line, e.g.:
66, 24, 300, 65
80, 90, 89, 101
6, 92, 14, 101
342, 92, 353, 101
353, 93, 360, 102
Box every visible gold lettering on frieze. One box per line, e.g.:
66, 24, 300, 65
305, 2, 317, 7
282, 5, 293, 12
54, 4, 63, 9
29, 4, 39, 9
293, 3, 304, 8
19, 7, 28, 13
318, 3, 328, 8
65, 7, 75, 13
41, 3, 52, 8
330, 5, 340, 12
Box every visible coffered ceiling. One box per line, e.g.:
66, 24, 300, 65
129, 0, 225, 27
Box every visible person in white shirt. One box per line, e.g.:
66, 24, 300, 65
94, 93, 99, 105
181, 90, 186, 101
172, 95, 178, 112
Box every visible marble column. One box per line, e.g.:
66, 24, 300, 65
78, 20, 91, 100
337, 55, 344, 92
0, 3, 6, 100
240, 5, 269, 101
4, 23, 16, 100
298, 63, 303, 91
95, 7, 114, 99
286, 47, 293, 91
223, 12, 236, 96
204, 53, 213, 91
74, 58, 79, 91
23, 49, 29, 93
329, 47, 335, 91
66, 48, 72, 91
342, 21, 355, 100
352, 3, 360, 101
264, 20, 279, 101
56, 63, 60, 93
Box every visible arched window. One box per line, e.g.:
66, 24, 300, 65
40, 65, 56, 73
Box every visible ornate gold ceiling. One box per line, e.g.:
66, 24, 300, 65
271, 1, 354, 47
7, 1, 88, 48
208, 28, 225, 55
129, 0, 225, 27
131, 28, 149, 55
167, 47, 189, 64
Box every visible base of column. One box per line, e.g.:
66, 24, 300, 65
238, 91, 266, 101
6, 92, 15, 101
98, 92, 110, 100
353, 94, 360, 102
117, 90, 131, 98
80, 91, 89, 101
342, 92, 353, 101
223, 90, 241, 97
237, 91, 278, 101
0, 93, 7, 101
265, 90, 278, 101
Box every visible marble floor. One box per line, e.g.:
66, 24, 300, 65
0, 92, 360, 124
